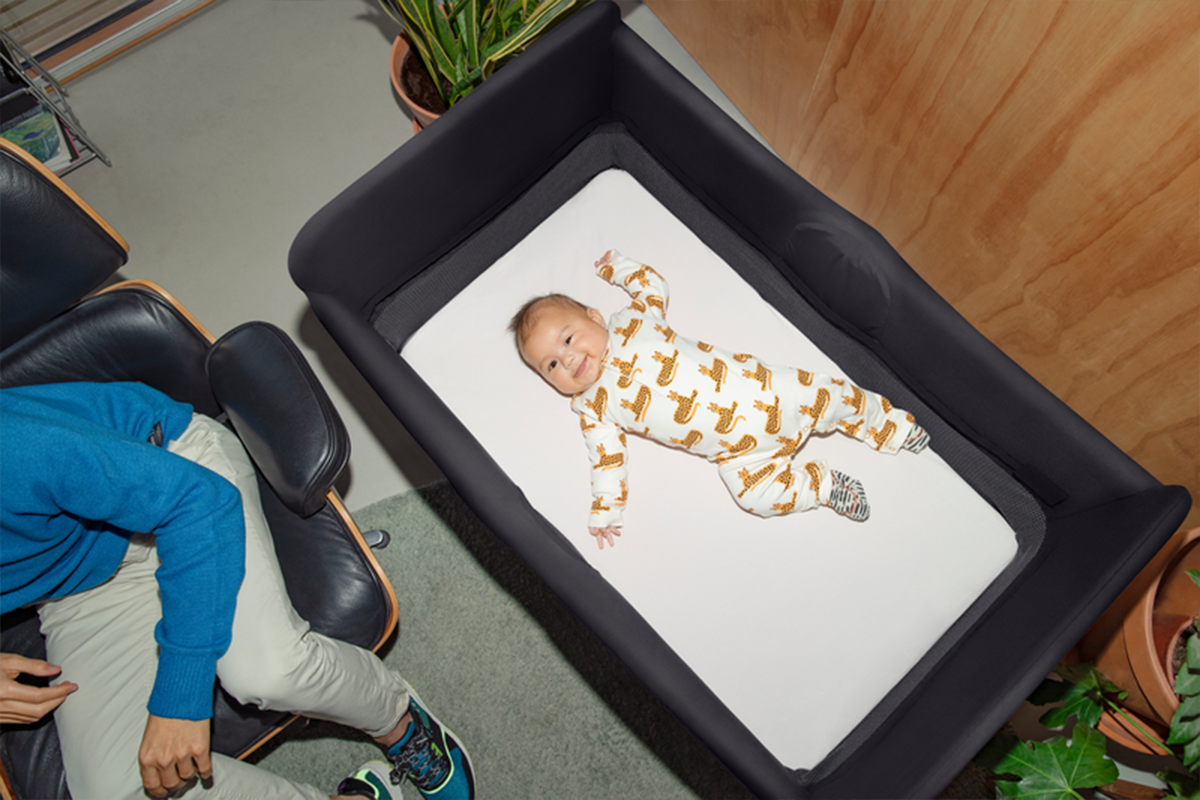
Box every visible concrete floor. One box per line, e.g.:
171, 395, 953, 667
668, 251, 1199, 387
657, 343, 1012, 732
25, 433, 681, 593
58, 0, 769, 513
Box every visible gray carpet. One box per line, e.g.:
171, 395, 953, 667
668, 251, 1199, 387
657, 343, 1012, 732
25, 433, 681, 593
248, 481, 754, 799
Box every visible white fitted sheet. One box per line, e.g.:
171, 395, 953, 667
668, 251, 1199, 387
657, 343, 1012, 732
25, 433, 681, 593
401, 169, 1018, 768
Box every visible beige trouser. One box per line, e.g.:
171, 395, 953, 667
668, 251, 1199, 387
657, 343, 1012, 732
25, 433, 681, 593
37, 414, 408, 800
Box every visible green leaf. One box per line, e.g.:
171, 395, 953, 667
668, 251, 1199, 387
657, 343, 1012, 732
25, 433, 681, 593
1178, 660, 1200, 696
1177, 693, 1200, 723
1190, 631, 1200, 671
1183, 736, 1200, 774
1033, 667, 1124, 729
1186, 569, 1200, 591
454, 0, 481, 71
378, 0, 406, 27
394, 0, 455, 104
481, 0, 579, 73
427, 1, 461, 72
1159, 769, 1200, 800
1170, 632, 1200, 773
975, 730, 1022, 774
1169, 709, 1200, 746
993, 725, 1119, 800
384, 0, 589, 106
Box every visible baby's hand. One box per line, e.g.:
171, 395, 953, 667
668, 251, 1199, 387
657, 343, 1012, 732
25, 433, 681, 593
589, 525, 621, 550
594, 250, 614, 268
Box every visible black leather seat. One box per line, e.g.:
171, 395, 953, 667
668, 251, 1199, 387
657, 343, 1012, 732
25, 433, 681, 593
0, 139, 399, 799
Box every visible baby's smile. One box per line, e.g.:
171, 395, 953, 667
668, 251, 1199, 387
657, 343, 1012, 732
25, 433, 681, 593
519, 302, 610, 396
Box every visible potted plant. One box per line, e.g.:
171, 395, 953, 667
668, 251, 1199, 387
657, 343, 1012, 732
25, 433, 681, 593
973, 654, 1200, 799
1075, 527, 1200, 755
969, 557, 1200, 799
379, 0, 589, 130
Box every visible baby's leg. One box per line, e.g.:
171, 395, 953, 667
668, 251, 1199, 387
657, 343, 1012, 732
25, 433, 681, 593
799, 373, 921, 455
715, 454, 823, 517
716, 455, 870, 520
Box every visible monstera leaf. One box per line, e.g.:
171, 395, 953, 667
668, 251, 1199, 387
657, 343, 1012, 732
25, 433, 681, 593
992, 725, 1118, 800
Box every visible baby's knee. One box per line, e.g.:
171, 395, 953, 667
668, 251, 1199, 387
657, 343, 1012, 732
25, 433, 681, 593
719, 461, 784, 515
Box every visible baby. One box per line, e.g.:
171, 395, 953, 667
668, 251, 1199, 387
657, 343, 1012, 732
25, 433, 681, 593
510, 250, 929, 550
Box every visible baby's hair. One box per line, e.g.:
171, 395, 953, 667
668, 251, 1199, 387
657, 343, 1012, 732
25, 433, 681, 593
509, 293, 588, 349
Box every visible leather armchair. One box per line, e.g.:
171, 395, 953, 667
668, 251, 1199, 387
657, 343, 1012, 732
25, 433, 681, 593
0, 140, 398, 800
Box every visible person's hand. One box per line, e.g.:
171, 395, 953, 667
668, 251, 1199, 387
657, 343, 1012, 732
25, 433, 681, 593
594, 250, 614, 268
0, 652, 78, 724
139, 714, 212, 798
589, 525, 621, 550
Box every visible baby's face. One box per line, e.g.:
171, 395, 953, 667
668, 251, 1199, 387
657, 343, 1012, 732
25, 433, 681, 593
520, 303, 609, 396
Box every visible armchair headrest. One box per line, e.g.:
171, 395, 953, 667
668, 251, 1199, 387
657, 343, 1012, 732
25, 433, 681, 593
205, 322, 350, 517
0, 140, 128, 350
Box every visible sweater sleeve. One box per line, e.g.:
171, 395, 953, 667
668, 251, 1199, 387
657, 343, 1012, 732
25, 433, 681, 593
3, 402, 245, 721
141, 450, 246, 721
597, 251, 670, 322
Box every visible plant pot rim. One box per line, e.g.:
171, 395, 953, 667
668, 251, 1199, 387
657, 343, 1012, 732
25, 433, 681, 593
1125, 527, 1200, 722
389, 34, 442, 130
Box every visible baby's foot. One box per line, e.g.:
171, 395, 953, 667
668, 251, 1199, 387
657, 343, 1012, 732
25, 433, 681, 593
902, 424, 930, 454
826, 470, 870, 521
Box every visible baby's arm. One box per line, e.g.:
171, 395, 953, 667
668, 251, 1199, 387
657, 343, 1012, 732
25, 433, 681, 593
579, 414, 628, 543
594, 250, 669, 319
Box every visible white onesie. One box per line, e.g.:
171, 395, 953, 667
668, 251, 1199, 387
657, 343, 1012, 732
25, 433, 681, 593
571, 252, 917, 528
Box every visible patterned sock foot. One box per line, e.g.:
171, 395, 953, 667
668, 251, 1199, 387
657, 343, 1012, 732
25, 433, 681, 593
826, 470, 870, 521
902, 424, 930, 453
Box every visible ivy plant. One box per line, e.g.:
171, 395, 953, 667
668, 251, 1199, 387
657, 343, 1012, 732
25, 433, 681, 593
976, 569, 1200, 799
988, 724, 1118, 800
1162, 570, 1200, 794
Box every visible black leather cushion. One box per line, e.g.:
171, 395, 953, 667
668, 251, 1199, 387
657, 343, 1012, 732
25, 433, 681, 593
259, 473, 393, 650
0, 610, 70, 800
0, 285, 220, 417
0, 146, 127, 350
206, 323, 350, 518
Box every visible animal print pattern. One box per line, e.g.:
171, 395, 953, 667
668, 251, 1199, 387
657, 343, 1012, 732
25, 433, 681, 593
571, 251, 917, 527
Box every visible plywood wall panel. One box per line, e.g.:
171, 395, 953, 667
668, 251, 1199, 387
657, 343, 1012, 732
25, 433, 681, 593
645, 0, 1200, 531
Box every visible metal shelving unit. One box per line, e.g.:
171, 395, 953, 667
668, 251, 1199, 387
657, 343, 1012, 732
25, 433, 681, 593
0, 28, 110, 175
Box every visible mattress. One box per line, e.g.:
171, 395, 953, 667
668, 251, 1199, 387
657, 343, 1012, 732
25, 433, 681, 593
401, 167, 1018, 768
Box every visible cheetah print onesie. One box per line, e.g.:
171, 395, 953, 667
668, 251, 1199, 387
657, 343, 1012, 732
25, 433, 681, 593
571, 251, 917, 528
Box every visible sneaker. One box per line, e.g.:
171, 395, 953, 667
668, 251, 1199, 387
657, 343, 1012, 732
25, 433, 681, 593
902, 424, 930, 453
384, 684, 476, 800
826, 469, 870, 521
337, 760, 401, 799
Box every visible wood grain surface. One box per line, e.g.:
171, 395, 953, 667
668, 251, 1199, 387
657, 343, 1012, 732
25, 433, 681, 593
646, 0, 1199, 533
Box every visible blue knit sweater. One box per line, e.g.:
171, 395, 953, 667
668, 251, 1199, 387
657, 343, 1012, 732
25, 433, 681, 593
0, 382, 246, 721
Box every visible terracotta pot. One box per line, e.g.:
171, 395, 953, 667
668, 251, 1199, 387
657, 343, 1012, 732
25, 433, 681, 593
1075, 527, 1200, 754
389, 35, 442, 133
